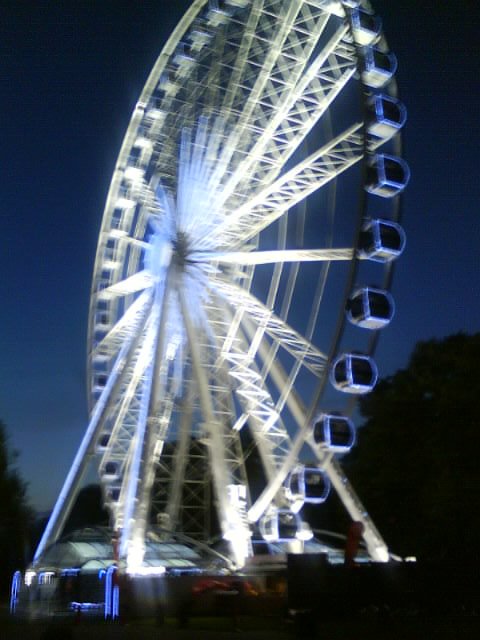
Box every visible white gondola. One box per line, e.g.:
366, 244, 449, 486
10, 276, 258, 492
368, 94, 407, 139
351, 7, 382, 46
347, 287, 395, 329
312, 414, 356, 453
285, 466, 305, 513
357, 218, 406, 263
331, 353, 378, 394
260, 509, 301, 543
303, 467, 330, 503
366, 154, 410, 197
362, 47, 397, 88
286, 465, 331, 511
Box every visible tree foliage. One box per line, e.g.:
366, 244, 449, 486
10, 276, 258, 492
346, 333, 480, 565
0, 420, 32, 597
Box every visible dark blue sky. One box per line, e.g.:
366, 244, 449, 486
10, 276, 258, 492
1, 1, 478, 512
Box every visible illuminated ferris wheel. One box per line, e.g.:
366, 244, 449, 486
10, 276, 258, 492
36, 0, 408, 571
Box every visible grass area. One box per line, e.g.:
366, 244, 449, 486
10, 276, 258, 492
1, 604, 478, 640
0, 610, 289, 639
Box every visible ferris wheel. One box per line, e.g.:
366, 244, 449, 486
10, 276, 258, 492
35, 0, 408, 571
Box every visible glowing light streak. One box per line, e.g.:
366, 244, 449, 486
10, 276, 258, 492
102, 270, 153, 297
206, 123, 363, 249
197, 248, 354, 266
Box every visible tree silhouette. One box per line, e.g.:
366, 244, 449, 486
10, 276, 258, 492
0, 420, 32, 599
346, 333, 480, 565
63, 484, 109, 533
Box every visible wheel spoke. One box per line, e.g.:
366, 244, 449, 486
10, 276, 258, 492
201, 122, 363, 249
210, 278, 328, 376
211, 3, 335, 201
206, 1, 306, 196
100, 270, 154, 297
92, 289, 153, 357
206, 294, 291, 471
163, 388, 194, 534
179, 285, 252, 565
220, 0, 265, 115
119, 275, 172, 563
221, 20, 356, 206
201, 247, 354, 266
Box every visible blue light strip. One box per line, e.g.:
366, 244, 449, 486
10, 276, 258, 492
10, 571, 22, 614
113, 585, 120, 619
105, 565, 119, 620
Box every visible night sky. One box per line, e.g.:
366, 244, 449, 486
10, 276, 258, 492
1, 1, 478, 513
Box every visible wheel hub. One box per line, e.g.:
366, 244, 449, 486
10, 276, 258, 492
172, 231, 190, 269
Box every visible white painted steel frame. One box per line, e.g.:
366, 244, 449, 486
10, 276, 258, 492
36, 0, 406, 570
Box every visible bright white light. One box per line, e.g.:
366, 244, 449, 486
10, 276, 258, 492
126, 565, 166, 577
295, 521, 314, 542
109, 228, 128, 238
25, 571, 36, 586
222, 527, 251, 569
227, 483, 247, 503
146, 108, 164, 121
126, 539, 146, 575
115, 197, 135, 209
232, 415, 248, 431
375, 546, 390, 562
166, 342, 176, 361
133, 136, 153, 150
146, 234, 172, 275
222, 484, 252, 567
166, 334, 181, 360
289, 497, 304, 514
124, 166, 144, 183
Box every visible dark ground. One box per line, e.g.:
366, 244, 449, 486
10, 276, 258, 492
1, 607, 479, 640
3, 560, 479, 639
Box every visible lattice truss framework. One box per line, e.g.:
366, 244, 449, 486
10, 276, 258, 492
35, 0, 404, 570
